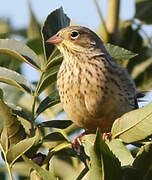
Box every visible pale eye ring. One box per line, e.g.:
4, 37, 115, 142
71, 31, 79, 39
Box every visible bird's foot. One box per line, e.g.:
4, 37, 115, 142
72, 132, 86, 153
102, 132, 112, 141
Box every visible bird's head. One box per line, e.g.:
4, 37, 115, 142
46, 26, 104, 57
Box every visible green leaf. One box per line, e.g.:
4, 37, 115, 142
133, 142, 152, 179
36, 89, 60, 116
27, 39, 43, 55
30, 170, 42, 180
134, 61, 152, 89
131, 57, 152, 79
46, 52, 63, 70
106, 139, 134, 166
5, 102, 29, 121
83, 131, 121, 180
0, 39, 41, 70
94, 130, 121, 180
0, 53, 22, 72
6, 128, 41, 166
82, 134, 104, 180
11, 106, 29, 121
39, 120, 72, 129
119, 23, 145, 73
27, 3, 41, 40
119, 22, 143, 53
111, 102, 152, 143
0, 67, 32, 94
0, 93, 26, 152
12, 162, 31, 177
105, 43, 137, 62
135, 0, 152, 24
22, 155, 56, 180
121, 166, 141, 180
51, 142, 71, 153
42, 7, 70, 60
0, 89, 4, 134
0, 172, 6, 180
0, 85, 23, 105
35, 65, 60, 95
88, 141, 104, 180
43, 132, 68, 142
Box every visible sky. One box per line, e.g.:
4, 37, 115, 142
0, 0, 135, 30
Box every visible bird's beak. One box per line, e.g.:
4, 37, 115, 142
46, 34, 63, 45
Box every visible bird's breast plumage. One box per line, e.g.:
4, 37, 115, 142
57, 54, 136, 132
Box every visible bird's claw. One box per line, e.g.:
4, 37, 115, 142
102, 132, 112, 141
72, 132, 86, 153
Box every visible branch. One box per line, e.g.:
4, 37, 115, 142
106, 0, 120, 44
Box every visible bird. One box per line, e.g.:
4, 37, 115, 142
46, 26, 139, 134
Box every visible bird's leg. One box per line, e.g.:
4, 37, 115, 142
72, 131, 112, 149
102, 132, 112, 141
72, 131, 86, 152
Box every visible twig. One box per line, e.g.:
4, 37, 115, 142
76, 167, 89, 180
106, 0, 120, 43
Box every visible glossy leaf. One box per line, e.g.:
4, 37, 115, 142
106, 139, 134, 166
119, 23, 143, 54
0, 173, 6, 180
46, 52, 63, 70
12, 162, 31, 177
134, 62, 152, 89
94, 130, 121, 180
35, 65, 60, 95
27, 3, 41, 40
0, 67, 32, 94
0, 90, 26, 152
30, 170, 42, 180
27, 39, 43, 55
131, 57, 152, 79
39, 120, 72, 129
0, 117, 3, 134
2, 101, 29, 121
112, 102, 152, 143
0, 85, 23, 105
105, 43, 137, 61
6, 129, 41, 166
82, 134, 104, 179
43, 132, 70, 152
36, 89, 60, 116
51, 142, 71, 154
119, 23, 145, 73
22, 155, 56, 180
135, 0, 152, 24
0, 39, 40, 70
0, 53, 22, 72
42, 7, 70, 60
133, 142, 152, 179
43, 132, 68, 142
121, 166, 141, 180
83, 131, 121, 180
11, 106, 29, 121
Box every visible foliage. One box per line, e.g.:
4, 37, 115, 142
0, 1, 152, 180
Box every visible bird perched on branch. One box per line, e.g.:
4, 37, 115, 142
47, 26, 139, 133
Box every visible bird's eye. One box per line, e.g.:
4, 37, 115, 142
71, 31, 79, 39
